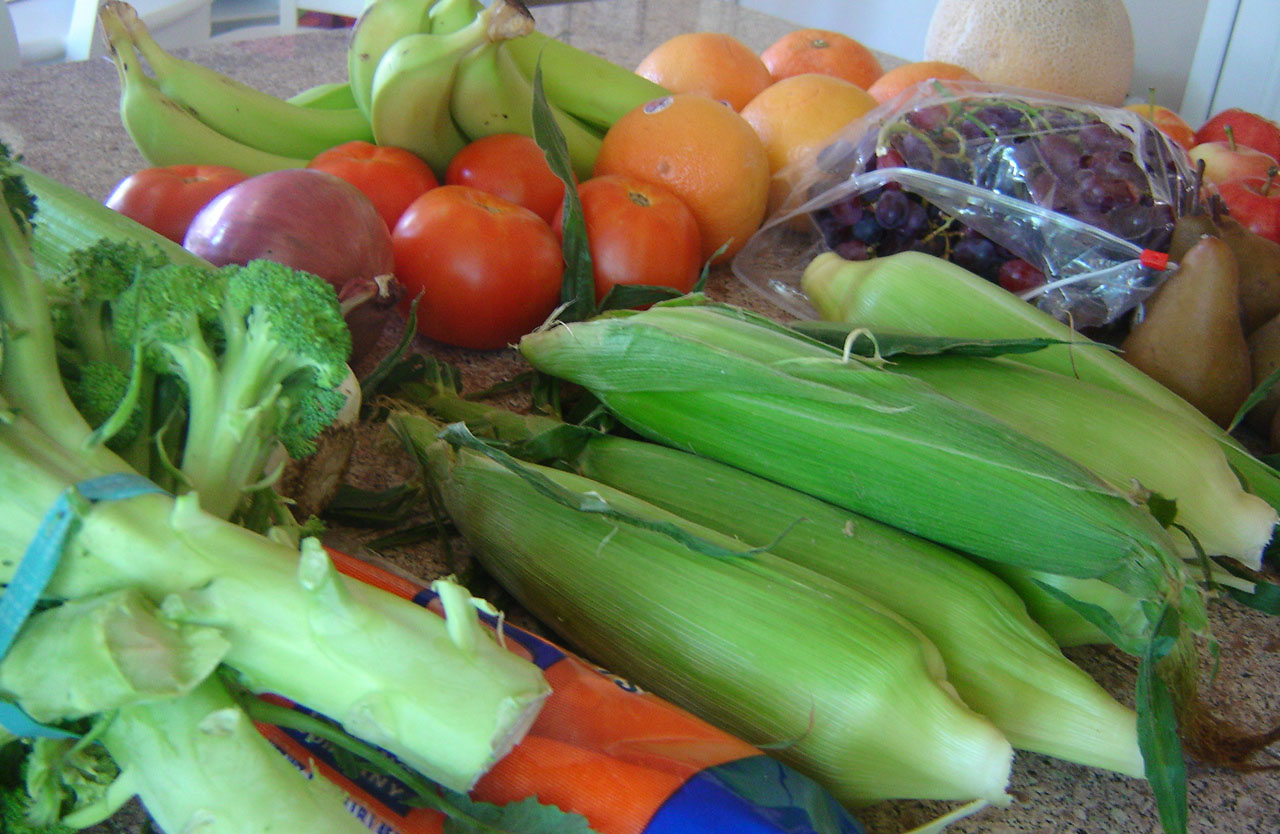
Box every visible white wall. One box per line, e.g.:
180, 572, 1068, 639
736, 0, 1215, 117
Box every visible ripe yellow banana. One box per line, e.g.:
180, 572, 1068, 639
100, 1, 372, 161
451, 29, 604, 181
104, 14, 307, 175
347, 0, 440, 120
367, 6, 494, 177
504, 29, 669, 133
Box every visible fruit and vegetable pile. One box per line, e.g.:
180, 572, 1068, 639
2, 1, 1280, 834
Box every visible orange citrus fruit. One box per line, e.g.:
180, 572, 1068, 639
741, 74, 880, 214
635, 32, 773, 112
741, 74, 879, 176
866, 60, 980, 104
760, 28, 883, 89
593, 94, 770, 262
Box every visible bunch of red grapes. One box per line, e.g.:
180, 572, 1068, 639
811, 95, 1191, 295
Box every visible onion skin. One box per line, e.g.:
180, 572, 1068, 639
182, 169, 396, 288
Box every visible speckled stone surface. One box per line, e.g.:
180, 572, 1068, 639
1, 3, 1279, 834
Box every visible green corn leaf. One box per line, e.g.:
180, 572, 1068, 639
529, 61, 593, 323
435, 422, 759, 560
1135, 606, 1187, 834
789, 320, 1086, 359
1229, 358, 1280, 433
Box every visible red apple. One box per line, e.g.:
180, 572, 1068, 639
1188, 138, 1278, 186
1194, 108, 1280, 161
1124, 102, 1196, 151
1218, 167, 1280, 244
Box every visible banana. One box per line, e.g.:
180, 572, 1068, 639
504, 29, 669, 133
103, 15, 307, 175
367, 6, 494, 176
347, 0, 440, 120
425, 0, 483, 34
287, 80, 360, 110
99, 1, 373, 160
451, 34, 604, 181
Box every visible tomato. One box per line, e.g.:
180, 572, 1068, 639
104, 164, 249, 244
444, 133, 566, 224
308, 140, 439, 231
553, 174, 702, 304
392, 185, 564, 350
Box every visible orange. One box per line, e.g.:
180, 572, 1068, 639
741, 74, 880, 214
593, 94, 770, 262
866, 60, 980, 105
635, 32, 773, 112
760, 28, 882, 89
741, 74, 879, 176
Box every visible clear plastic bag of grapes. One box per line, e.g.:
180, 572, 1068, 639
732, 81, 1198, 328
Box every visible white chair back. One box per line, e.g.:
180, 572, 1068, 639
1, 5, 21, 72
9, 0, 213, 66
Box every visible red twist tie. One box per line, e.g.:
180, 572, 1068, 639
1140, 249, 1171, 271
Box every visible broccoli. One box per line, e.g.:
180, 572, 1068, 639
109, 258, 352, 520
36, 238, 354, 524
0, 142, 37, 235
0, 738, 74, 834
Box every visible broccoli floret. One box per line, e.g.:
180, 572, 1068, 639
0, 142, 37, 236
112, 258, 352, 521
63, 361, 146, 453
0, 739, 73, 834
44, 240, 173, 474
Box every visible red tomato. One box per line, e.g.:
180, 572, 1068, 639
392, 185, 564, 350
444, 133, 566, 224
104, 164, 248, 244
308, 140, 439, 231
553, 174, 702, 304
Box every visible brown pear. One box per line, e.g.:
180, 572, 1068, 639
1169, 202, 1280, 336
1245, 311, 1280, 434
1120, 235, 1252, 428
1215, 215, 1280, 335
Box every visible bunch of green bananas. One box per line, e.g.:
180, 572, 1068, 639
98, 0, 665, 183
98, 0, 375, 175
354, 0, 667, 179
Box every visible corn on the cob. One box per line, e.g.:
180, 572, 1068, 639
884, 353, 1276, 569
414, 378, 1150, 765
517, 303, 1192, 616
564, 432, 1146, 777
799, 250, 1280, 527
393, 412, 1015, 807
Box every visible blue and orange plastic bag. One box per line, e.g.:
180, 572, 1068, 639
255, 549, 866, 834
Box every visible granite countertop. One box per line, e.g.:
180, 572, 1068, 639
1, 3, 1279, 833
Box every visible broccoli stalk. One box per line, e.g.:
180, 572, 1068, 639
0, 180, 550, 816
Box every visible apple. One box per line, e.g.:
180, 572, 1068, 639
1194, 108, 1280, 161
1218, 167, 1280, 244
1188, 136, 1278, 186
1124, 102, 1196, 151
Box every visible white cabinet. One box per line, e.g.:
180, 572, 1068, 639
1182, 0, 1280, 123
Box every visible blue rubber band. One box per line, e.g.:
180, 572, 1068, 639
0, 473, 167, 739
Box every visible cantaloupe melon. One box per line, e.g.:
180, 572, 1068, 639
922, 0, 1135, 106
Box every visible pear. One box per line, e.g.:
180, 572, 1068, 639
1245, 311, 1280, 433
1120, 235, 1252, 428
1170, 195, 1280, 336
1216, 216, 1280, 335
